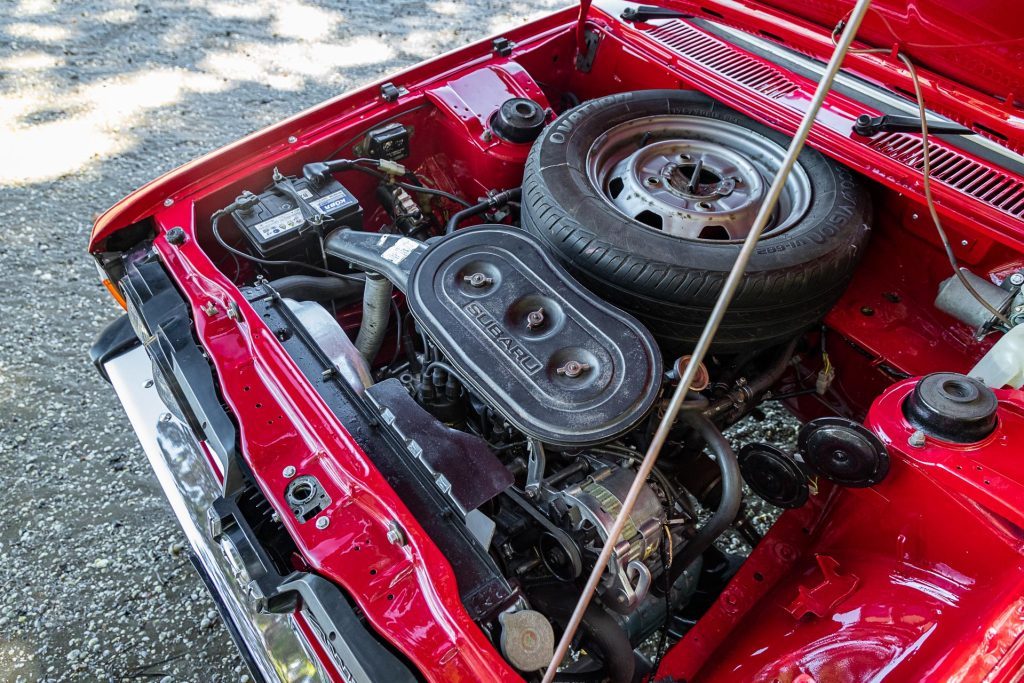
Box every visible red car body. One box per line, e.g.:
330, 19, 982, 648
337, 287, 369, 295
90, 1, 1024, 681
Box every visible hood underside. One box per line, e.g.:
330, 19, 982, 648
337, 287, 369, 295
631, 0, 1024, 106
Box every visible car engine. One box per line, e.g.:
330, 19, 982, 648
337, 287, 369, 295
199, 86, 878, 681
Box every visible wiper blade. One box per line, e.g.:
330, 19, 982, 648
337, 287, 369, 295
853, 113, 975, 137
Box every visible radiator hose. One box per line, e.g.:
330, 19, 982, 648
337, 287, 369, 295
527, 585, 636, 683
667, 413, 742, 586
354, 273, 392, 363
266, 274, 365, 303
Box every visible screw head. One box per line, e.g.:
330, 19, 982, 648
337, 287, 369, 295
143, 379, 154, 388
315, 516, 330, 529
160, 412, 173, 422
288, 136, 298, 144
1010, 273, 1024, 287
961, 239, 970, 247
282, 465, 296, 479
163, 198, 174, 207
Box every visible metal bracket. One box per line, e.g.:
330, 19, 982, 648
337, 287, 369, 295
575, 28, 601, 73
525, 438, 547, 497
493, 36, 515, 57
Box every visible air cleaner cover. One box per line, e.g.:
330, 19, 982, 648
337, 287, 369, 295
408, 226, 662, 446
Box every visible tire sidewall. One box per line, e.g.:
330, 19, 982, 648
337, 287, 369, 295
529, 89, 870, 281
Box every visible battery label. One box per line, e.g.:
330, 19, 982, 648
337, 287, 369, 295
252, 189, 355, 240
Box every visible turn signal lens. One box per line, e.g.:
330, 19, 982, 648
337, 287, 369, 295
102, 278, 127, 309
95, 260, 127, 309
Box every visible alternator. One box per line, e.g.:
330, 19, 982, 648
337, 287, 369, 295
558, 467, 665, 613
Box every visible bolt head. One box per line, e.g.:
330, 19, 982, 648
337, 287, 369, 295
1010, 273, 1024, 286
143, 379, 154, 388
386, 521, 406, 546
160, 412, 172, 422
282, 465, 296, 479
315, 516, 330, 529
165, 226, 186, 245
908, 430, 926, 448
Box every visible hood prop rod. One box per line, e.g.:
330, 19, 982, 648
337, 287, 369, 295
541, 1, 874, 679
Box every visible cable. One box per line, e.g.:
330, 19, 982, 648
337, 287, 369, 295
332, 161, 474, 208
825, 27, 1013, 328
897, 53, 1013, 327
390, 298, 403, 364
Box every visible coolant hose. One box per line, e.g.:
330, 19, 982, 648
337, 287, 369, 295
354, 273, 392, 363
266, 274, 365, 303
444, 187, 521, 235
527, 585, 636, 683
703, 337, 798, 421
668, 413, 742, 586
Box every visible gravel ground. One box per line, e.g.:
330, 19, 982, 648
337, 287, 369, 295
0, 2, 797, 681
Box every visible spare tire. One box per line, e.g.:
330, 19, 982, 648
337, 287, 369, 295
521, 90, 872, 354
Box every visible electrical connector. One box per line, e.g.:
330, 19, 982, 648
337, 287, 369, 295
378, 159, 407, 176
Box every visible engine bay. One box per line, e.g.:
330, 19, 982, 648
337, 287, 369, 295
93, 8, 1024, 682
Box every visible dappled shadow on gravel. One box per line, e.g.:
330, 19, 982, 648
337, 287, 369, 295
0, 0, 561, 680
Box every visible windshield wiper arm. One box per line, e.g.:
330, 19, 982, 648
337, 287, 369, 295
620, 5, 692, 22
853, 113, 975, 137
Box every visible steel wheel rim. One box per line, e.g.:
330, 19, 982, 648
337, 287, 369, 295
586, 115, 812, 242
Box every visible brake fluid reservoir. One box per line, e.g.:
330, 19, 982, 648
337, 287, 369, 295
970, 325, 1024, 389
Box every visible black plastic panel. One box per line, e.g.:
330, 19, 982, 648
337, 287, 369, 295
244, 284, 517, 621
408, 226, 662, 446
365, 379, 512, 514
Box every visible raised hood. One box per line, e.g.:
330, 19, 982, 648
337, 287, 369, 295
756, 0, 1024, 100
601, 0, 1024, 108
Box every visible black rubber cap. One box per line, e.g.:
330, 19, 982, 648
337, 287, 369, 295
491, 98, 546, 143
738, 443, 809, 509
903, 372, 998, 443
798, 417, 889, 488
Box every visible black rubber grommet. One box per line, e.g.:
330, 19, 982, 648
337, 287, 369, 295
491, 98, 546, 143
903, 372, 998, 443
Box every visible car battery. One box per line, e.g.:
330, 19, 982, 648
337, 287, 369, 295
230, 177, 362, 262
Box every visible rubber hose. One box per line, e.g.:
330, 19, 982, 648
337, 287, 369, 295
703, 337, 798, 421
444, 187, 521, 235
266, 274, 365, 303
354, 273, 392, 363
527, 585, 636, 683
668, 413, 742, 586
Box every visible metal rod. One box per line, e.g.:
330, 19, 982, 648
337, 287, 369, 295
540, 3, 873, 679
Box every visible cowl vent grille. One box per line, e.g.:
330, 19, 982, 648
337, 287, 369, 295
868, 132, 1024, 218
647, 20, 799, 99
